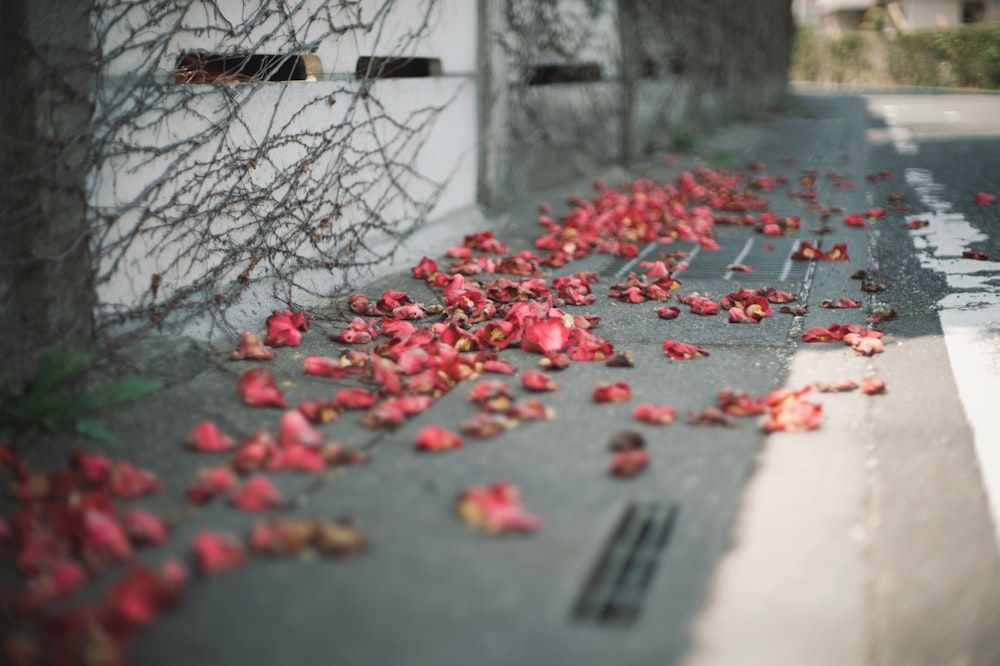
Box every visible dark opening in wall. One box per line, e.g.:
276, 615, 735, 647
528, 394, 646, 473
525, 63, 602, 85
174, 53, 321, 84
354, 57, 442, 80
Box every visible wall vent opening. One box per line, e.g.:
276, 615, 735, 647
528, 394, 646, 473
525, 62, 603, 85
354, 56, 442, 80
174, 53, 321, 84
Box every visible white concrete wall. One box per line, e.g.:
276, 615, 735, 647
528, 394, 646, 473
90, 0, 478, 332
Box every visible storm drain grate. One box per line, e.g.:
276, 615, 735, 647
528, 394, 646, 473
572, 502, 678, 625
609, 238, 807, 282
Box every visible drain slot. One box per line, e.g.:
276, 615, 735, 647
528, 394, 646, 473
572, 502, 678, 625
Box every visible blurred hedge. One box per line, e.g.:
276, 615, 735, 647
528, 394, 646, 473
793, 22, 1000, 89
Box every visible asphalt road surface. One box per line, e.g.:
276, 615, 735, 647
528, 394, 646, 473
14, 91, 998, 666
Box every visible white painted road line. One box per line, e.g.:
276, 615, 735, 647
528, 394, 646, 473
881, 105, 919, 155
904, 166, 1000, 550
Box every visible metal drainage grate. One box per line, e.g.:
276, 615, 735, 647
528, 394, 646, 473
609, 238, 807, 282
572, 502, 679, 625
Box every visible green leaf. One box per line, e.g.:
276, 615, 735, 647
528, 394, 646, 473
82, 375, 163, 408
75, 417, 119, 445
31, 348, 93, 394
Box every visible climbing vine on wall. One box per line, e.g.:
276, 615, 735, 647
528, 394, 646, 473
85, 0, 448, 347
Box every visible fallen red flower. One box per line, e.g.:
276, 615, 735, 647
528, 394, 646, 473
633, 403, 677, 425
843, 213, 866, 228
974, 192, 996, 205
80, 509, 132, 568
104, 564, 183, 630
414, 425, 464, 452
791, 240, 823, 260
520, 318, 571, 355
264, 312, 302, 347
458, 413, 511, 439
761, 387, 822, 433
506, 399, 556, 422
456, 481, 542, 535
656, 305, 680, 320
521, 369, 559, 392
593, 381, 632, 403
815, 378, 859, 393
717, 389, 766, 416
302, 356, 349, 379
236, 368, 287, 408
334, 387, 378, 410
962, 249, 992, 261
861, 376, 887, 395
663, 339, 710, 360
229, 331, 275, 361
298, 398, 339, 424
186, 466, 237, 504
229, 475, 282, 512
686, 407, 737, 427
820, 298, 862, 309
687, 296, 719, 316
192, 531, 246, 575
183, 421, 236, 452
120, 508, 168, 547
108, 462, 164, 499
906, 219, 929, 229
609, 450, 650, 478
801, 326, 844, 342
278, 410, 324, 448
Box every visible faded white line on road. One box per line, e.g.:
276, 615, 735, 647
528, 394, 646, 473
905, 167, 1000, 550
882, 105, 919, 155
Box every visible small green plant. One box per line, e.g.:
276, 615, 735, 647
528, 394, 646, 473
671, 124, 697, 152
0, 347, 163, 445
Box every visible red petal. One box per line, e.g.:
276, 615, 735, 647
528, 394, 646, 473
109, 462, 163, 499
861, 376, 887, 395
521, 319, 571, 355
609, 450, 650, 478
663, 339, 710, 360
264, 313, 302, 348
183, 421, 236, 452
633, 403, 677, 425
656, 306, 680, 320
520, 369, 559, 392
335, 387, 378, 410
593, 381, 631, 403
456, 481, 541, 534
236, 368, 287, 408
186, 466, 236, 505
229, 476, 283, 512
229, 331, 275, 361
974, 192, 996, 205
414, 425, 464, 452
303, 356, 349, 379
121, 508, 168, 546
192, 531, 246, 575
277, 410, 324, 448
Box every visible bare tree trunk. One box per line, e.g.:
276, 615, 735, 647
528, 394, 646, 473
0, 0, 95, 381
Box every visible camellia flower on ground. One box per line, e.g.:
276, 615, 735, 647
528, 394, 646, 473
656, 305, 680, 320
520, 318, 571, 355
264, 311, 302, 347
335, 387, 378, 410
183, 421, 236, 452
506, 399, 556, 423
761, 387, 822, 433
609, 450, 650, 478
663, 339, 710, 360
192, 531, 246, 575
277, 410, 324, 448
458, 413, 511, 439
633, 403, 677, 425
521, 369, 559, 392
303, 356, 349, 379
186, 466, 236, 505
456, 481, 542, 535
121, 508, 168, 547
109, 462, 164, 499
821, 298, 862, 309
414, 425, 464, 452
236, 368, 287, 408
229, 331, 275, 361
593, 381, 631, 403
229, 476, 283, 512
861, 376, 887, 395
815, 378, 859, 393
974, 192, 996, 205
